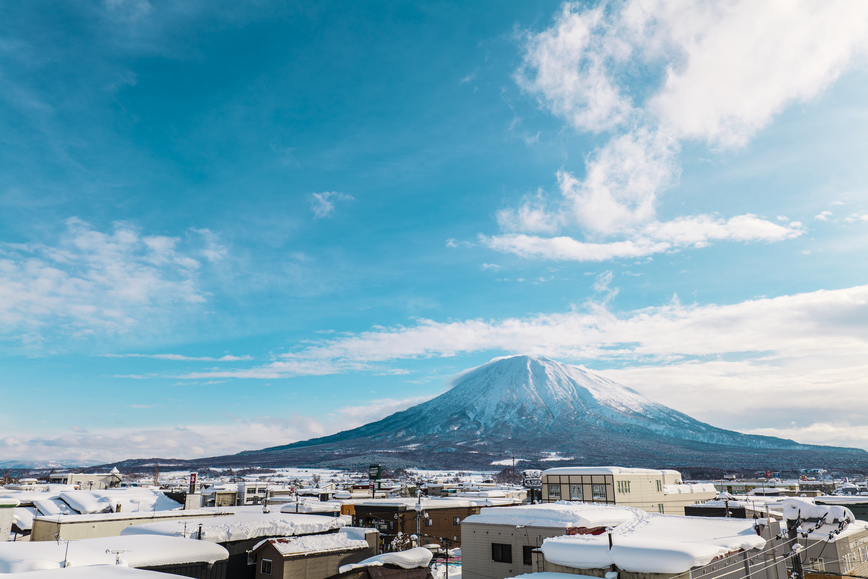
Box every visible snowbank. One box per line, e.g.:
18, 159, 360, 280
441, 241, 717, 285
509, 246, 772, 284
541, 513, 766, 574
121, 511, 345, 543
463, 502, 639, 529
782, 498, 854, 523
255, 533, 369, 556
0, 535, 228, 573
339, 547, 433, 573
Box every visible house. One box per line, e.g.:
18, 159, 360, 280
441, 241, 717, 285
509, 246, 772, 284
337, 547, 435, 579
0, 534, 228, 578
536, 510, 786, 579
461, 502, 637, 579
122, 506, 349, 579
350, 497, 520, 550
782, 498, 868, 575
250, 527, 378, 579
48, 468, 122, 490
540, 467, 716, 515
0, 499, 18, 542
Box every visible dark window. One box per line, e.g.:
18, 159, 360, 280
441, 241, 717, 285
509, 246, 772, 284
261, 559, 272, 575
492, 543, 512, 563
453, 516, 460, 525
523, 546, 534, 566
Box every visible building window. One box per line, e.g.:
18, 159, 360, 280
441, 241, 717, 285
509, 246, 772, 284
616, 481, 631, 494
453, 516, 460, 525
492, 543, 512, 563
569, 484, 582, 500
547, 483, 561, 500
657, 504, 664, 513
523, 546, 534, 566
592, 484, 606, 500
656, 480, 662, 492
426, 518, 433, 527
261, 559, 272, 575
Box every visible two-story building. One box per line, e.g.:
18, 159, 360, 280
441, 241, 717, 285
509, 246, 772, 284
540, 467, 716, 515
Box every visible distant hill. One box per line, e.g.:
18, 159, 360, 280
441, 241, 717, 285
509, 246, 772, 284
101, 355, 868, 473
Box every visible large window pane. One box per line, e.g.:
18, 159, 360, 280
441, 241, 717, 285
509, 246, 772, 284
569, 484, 583, 500
592, 484, 607, 500
548, 484, 561, 500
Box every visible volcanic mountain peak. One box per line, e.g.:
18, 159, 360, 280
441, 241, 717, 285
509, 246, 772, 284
442, 355, 658, 422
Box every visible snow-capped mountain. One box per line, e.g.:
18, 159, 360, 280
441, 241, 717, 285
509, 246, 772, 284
98, 355, 868, 472
239, 355, 862, 470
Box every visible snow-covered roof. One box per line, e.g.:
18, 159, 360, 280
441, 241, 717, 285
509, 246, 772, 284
509, 573, 606, 579
463, 502, 639, 529
338, 547, 433, 573
541, 512, 766, 574
542, 467, 668, 477
1, 566, 180, 578
34, 508, 215, 524
121, 510, 345, 543
59, 490, 181, 515
663, 483, 717, 495
0, 535, 228, 573
0, 499, 19, 508
279, 501, 341, 514
254, 533, 370, 556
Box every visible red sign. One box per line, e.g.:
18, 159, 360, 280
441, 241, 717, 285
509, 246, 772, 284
765, 471, 773, 479
190, 473, 197, 485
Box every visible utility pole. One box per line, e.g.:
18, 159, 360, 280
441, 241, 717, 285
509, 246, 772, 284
787, 514, 803, 579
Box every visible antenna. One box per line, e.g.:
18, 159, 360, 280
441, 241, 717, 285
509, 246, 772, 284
106, 549, 130, 565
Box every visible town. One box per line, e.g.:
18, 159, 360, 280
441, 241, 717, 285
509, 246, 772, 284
2, 464, 867, 579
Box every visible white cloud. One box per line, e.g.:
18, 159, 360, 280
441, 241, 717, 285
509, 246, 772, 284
0, 395, 438, 463
480, 263, 501, 270
309, 192, 354, 219
178, 283, 868, 448
500, 0, 868, 254
481, 213, 801, 262
0, 218, 213, 342
103, 353, 252, 362
516, 2, 633, 133
815, 211, 833, 221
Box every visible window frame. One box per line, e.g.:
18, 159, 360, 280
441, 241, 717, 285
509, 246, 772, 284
491, 543, 512, 563
261, 558, 273, 576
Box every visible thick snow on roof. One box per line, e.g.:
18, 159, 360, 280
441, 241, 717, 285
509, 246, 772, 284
0, 535, 228, 573
510, 573, 605, 579
13, 506, 37, 531
782, 498, 854, 523
663, 484, 716, 495
542, 467, 666, 477
279, 501, 341, 514
541, 512, 766, 574
339, 547, 433, 573
4, 566, 177, 578
255, 533, 370, 556
0, 499, 19, 508
59, 490, 181, 515
121, 510, 345, 543
463, 502, 639, 529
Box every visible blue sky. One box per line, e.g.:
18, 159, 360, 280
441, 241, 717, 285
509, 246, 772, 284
3, 0, 868, 464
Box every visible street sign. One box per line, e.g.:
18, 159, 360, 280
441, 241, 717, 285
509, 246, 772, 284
189, 473, 197, 494
369, 464, 381, 480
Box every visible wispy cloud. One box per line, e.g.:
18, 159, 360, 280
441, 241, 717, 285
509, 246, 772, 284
309, 192, 354, 219
103, 353, 252, 362
494, 0, 868, 257
0, 218, 220, 344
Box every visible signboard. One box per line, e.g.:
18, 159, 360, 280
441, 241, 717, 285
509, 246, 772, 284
368, 464, 381, 480
522, 470, 543, 489
765, 471, 773, 479
189, 473, 197, 494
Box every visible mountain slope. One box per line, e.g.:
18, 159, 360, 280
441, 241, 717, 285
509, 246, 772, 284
101, 355, 868, 472
235, 355, 862, 469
